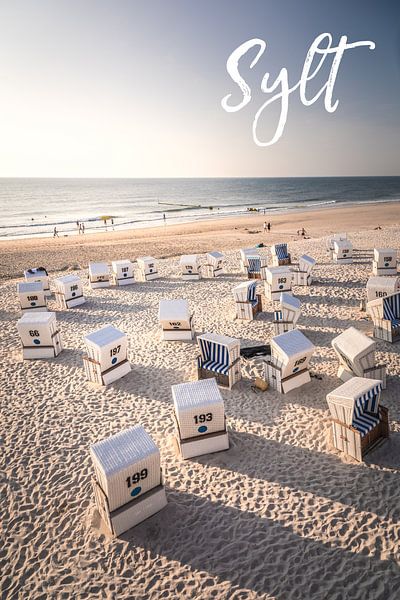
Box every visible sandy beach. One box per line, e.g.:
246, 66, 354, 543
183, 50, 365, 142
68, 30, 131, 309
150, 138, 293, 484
1, 203, 400, 599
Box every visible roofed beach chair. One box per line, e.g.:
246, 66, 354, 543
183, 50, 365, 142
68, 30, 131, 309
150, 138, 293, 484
366, 275, 400, 303
291, 255, 316, 286
367, 292, 400, 343
239, 248, 257, 274
54, 274, 86, 309
90, 425, 167, 536
273, 293, 301, 335
332, 239, 353, 264
136, 256, 159, 281
89, 262, 110, 289
172, 378, 229, 459
331, 326, 387, 388
197, 332, 241, 389
111, 260, 134, 286
271, 243, 291, 267
372, 248, 397, 276
24, 267, 50, 296
180, 254, 201, 280
326, 233, 347, 255
326, 377, 388, 462
158, 299, 194, 340
83, 325, 131, 385
17, 312, 62, 359
17, 281, 47, 313
246, 254, 268, 279
262, 266, 293, 301
232, 281, 262, 321
203, 251, 224, 278
263, 329, 314, 393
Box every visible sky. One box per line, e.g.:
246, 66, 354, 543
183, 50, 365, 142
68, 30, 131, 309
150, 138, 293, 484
0, 0, 399, 177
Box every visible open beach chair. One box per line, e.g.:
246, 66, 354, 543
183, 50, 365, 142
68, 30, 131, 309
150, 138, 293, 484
17, 281, 47, 313
83, 325, 131, 385
180, 254, 201, 280
271, 243, 291, 267
326, 377, 389, 462
111, 260, 134, 286
273, 293, 301, 335
54, 274, 86, 309
203, 251, 224, 278
136, 256, 159, 281
90, 425, 167, 536
262, 266, 293, 301
263, 329, 314, 393
197, 332, 241, 389
158, 299, 194, 340
17, 312, 62, 359
366, 275, 400, 303
372, 248, 397, 276
291, 255, 316, 286
331, 326, 387, 388
239, 248, 257, 274
232, 281, 262, 320
88, 262, 110, 289
332, 239, 353, 264
367, 292, 400, 343
24, 267, 50, 296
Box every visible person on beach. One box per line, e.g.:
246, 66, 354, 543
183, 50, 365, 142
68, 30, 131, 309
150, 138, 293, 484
53, 227, 59, 237
111, 218, 114, 230
76, 220, 80, 232
267, 222, 271, 231
81, 222, 85, 234
163, 213, 166, 222
263, 221, 267, 232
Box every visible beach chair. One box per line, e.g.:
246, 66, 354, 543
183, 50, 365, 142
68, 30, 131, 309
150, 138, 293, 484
367, 292, 400, 343
83, 325, 131, 385
158, 299, 194, 340
24, 267, 50, 296
111, 260, 134, 286
366, 275, 400, 302
332, 239, 353, 264
197, 332, 241, 389
239, 248, 257, 274
246, 254, 268, 279
326, 233, 347, 254
17, 312, 62, 359
331, 326, 387, 388
17, 281, 47, 313
326, 377, 389, 462
88, 262, 110, 289
54, 275, 86, 309
180, 254, 201, 280
90, 425, 167, 536
271, 243, 291, 267
232, 281, 262, 321
136, 256, 159, 281
263, 329, 315, 393
203, 251, 224, 278
262, 266, 293, 301
273, 293, 301, 335
372, 248, 397, 276
291, 255, 316, 286
172, 379, 229, 459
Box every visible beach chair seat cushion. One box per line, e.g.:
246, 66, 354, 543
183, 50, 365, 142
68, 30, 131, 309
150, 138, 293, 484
248, 257, 261, 273
198, 338, 230, 374
201, 359, 230, 375
352, 412, 380, 437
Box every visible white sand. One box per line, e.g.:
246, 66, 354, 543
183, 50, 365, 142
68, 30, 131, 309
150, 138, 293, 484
1, 227, 400, 599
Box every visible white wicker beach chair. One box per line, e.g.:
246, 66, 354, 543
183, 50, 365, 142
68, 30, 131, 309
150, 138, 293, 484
90, 425, 167, 535
172, 378, 229, 459
197, 332, 241, 389
111, 260, 134, 286
24, 267, 50, 296
17, 312, 62, 359
17, 281, 47, 313
239, 248, 257, 274
203, 251, 224, 278
367, 292, 400, 343
273, 293, 301, 335
326, 377, 389, 461
372, 248, 397, 276
263, 329, 315, 393
88, 262, 110, 289
291, 255, 316, 286
326, 232, 347, 253
136, 256, 159, 281
180, 254, 201, 280
332, 239, 353, 264
366, 275, 400, 303
271, 243, 291, 267
262, 266, 293, 301
158, 299, 194, 341
331, 326, 386, 388
54, 275, 86, 309
232, 281, 262, 320
83, 325, 131, 385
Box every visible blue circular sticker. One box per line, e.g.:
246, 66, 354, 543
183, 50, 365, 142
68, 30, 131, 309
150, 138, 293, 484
293, 367, 299, 373
33, 339, 40, 345
385, 262, 389, 267
31, 302, 36, 306
72, 292, 76, 297
198, 425, 208, 433
131, 486, 142, 497
111, 357, 117, 365
279, 284, 283, 289
124, 273, 127, 277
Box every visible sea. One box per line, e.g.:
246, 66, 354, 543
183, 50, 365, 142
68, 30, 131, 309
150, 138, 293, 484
0, 176, 399, 240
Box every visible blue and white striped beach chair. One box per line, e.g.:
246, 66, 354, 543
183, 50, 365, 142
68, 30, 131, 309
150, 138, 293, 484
273, 293, 301, 334
367, 291, 400, 343
327, 377, 389, 461
271, 243, 291, 267
232, 281, 262, 320
197, 332, 241, 389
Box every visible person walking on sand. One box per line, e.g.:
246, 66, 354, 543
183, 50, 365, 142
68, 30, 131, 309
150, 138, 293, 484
53, 226, 59, 237
76, 220, 80, 233
81, 222, 85, 234
111, 218, 115, 230
267, 222, 271, 232
263, 221, 267, 233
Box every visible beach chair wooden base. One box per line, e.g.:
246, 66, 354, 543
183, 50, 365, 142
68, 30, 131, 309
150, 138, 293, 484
264, 361, 310, 393
273, 320, 295, 335
92, 478, 167, 536
338, 364, 387, 389
235, 294, 262, 321
182, 273, 201, 280
136, 271, 159, 282
83, 356, 131, 386
333, 257, 353, 264
247, 272, 262, 280
90, 280, 111, 289
197, 363, 241, 390
175, 427, 229, 460
22, 330, 62, 360
265, 286, 293, 302
202, 265, 223, 278
292, 271, 312, 286
372, 321, 400, 343
111, 275, 135, 286
372, 264, 397, 276
21, 304, 48, 314
56, 294, 86, 309
272, 257, 291, 267
162, 328, 194, 341
331, 405, 389, 462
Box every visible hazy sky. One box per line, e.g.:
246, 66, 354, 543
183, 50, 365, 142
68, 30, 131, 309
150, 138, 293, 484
0, 0, 399, 177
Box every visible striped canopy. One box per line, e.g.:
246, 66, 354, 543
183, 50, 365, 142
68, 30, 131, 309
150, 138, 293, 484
383, 293, 400, 323
275, 244, 289, 260
352, 383, 382, 436
247, 256, 261, 273
198, 337, 229, 375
